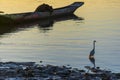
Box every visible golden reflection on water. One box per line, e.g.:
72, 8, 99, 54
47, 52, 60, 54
0, 0, 120, 72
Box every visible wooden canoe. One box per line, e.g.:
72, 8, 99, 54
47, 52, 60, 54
0, 2, 84, 24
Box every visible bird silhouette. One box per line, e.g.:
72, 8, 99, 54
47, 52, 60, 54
89, 40, 96, 68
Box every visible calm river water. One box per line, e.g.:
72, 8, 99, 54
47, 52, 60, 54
0, 0, 120, 72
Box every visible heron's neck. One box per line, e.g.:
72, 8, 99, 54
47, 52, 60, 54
93, 42, 95, 50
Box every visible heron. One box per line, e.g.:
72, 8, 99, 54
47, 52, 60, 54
89, 40, 96, 68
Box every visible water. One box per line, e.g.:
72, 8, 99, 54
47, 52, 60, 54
0, 0, 120, 72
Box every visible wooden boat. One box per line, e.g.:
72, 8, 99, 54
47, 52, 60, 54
0, 2, 84, 24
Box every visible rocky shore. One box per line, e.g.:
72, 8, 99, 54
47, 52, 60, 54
0, 62, 119, 80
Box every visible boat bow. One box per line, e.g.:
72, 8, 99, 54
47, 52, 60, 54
69, 2, 84, 13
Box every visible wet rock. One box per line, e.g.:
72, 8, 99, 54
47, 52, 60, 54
0, 62, 119, 80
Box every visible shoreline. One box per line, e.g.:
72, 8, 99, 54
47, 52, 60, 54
0, 61, 120, 80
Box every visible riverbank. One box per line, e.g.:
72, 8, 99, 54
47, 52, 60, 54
0, 62, 120, 80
